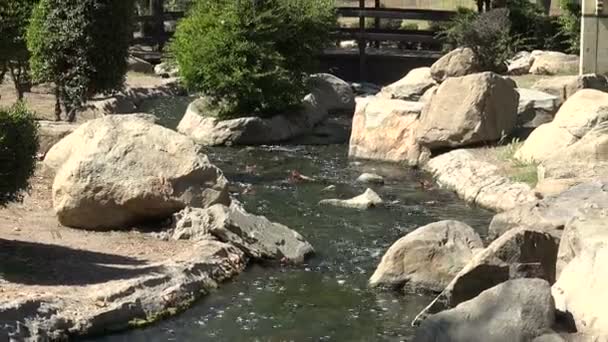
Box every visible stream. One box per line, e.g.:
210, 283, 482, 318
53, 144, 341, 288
87, 98, 493, 342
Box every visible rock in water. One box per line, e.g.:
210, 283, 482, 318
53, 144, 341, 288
356, 173, 385, 185
416, 72, 519, 150
171, 204, 314, 264
414, 279, 555, 342
430, 47, 479, 82
45, 115, 230, 230
369, 220, 483, 292
319, 188, 383, 210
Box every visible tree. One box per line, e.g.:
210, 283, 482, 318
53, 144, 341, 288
27, 0, 135, 122
169, 0, 335, 119
0, 102, 38, 204
0, 0, 38, 101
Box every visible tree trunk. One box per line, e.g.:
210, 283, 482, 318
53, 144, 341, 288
54, 85, 62, 121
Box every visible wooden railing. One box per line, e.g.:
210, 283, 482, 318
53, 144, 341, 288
131, 3, 456, 80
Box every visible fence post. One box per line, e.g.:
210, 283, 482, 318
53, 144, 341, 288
358, 0, 367, 82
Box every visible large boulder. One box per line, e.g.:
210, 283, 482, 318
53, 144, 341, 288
369, 220, 483, 292
177, 94, 328, 146
424, 149, 536, 212
489, 181, 608, 240
515, 89, 608, 163
378, 67, 436, 101
171, 204, 314, 263
416, 72, 519, 150
529, 51, 579, 75
44, 115, 229, 230
308, 73, 356, 114
430, 48, 479, 83
516, 88, 559, 128
348, 97, 429, 165
532, 74, 608, 105
552, 210, 608, 336
414, 279, 555, 342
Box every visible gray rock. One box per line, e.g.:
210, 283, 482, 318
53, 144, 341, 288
424, 149, 536, 212
369, 220, 483, 292
507, 51, 534, 75
534, 333, 608, 342
517, 88, 559, 128
177, 95, 328, 146
309, 73, 356, 114
171, 204, 314, 263
414, 279, 555, 342
552, 209, 608, 336
430, 48, 479, 83
489, 180, 608, 240
319, 188, 383, 210
356, 173, 385, 185
44, 115, 230, 229
417, 72, 519, 150
153, 62, 179, 78
127, 56, 154, 74
378, 67, 436, 101
529, 51, 579, 75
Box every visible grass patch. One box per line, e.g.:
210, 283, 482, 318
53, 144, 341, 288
496, 138, 539, 187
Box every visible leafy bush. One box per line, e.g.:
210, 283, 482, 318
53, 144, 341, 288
0, 102, 38, 204
169, 0, 336, 119
0, 0, 38, 100
557, 0, 581, 54
27, 0, 135, 121
439, 8, 521, 72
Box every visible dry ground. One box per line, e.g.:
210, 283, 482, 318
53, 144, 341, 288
0, 165, 192, 304
0, 72, 168, 121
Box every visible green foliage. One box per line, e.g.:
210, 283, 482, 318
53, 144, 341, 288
169, 0, 336, 119
27, 0, 134, 121
439, 8, 522, 72
0, 102, 38, 204
557, 0, 581, 54
0, 0, 38, 99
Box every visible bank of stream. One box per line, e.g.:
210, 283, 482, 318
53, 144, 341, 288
87, 99, 492, 341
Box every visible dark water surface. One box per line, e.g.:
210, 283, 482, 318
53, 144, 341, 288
89, 99, 492, 341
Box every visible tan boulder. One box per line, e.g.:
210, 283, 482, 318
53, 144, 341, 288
529, 51, 579, 75
369, 220, 483, 292
430, 47, 479, 82
515, 89, 608, 163
378, 67, 436, 101
416, 72, 519, 150
348, 97, 428, 165
553, 210, 608, 336
45, 115, 230, 230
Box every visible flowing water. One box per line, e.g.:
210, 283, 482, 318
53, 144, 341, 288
88, 99, 493, 342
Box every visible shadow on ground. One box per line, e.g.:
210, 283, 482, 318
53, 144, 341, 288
0, 238, 160, 286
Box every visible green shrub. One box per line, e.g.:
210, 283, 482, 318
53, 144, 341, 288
557, 0, 581, 54
0, 102, 38, 204
169, 0, 336, 119
0, 0, 38, 100
27, 0, 135, 121
439, 8, 522, 72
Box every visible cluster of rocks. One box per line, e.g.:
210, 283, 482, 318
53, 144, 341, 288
14, 114, 315, 339
177, 73, 356, 146
507, 50, 580, 76
349, 47, 520, 166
